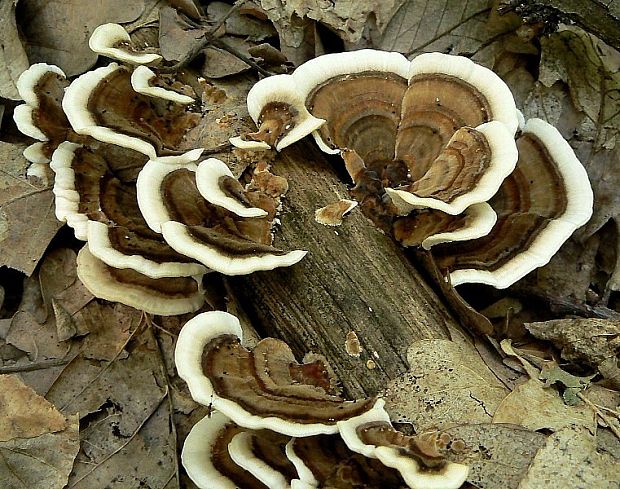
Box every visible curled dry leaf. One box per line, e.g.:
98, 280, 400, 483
0, 0, 30, 99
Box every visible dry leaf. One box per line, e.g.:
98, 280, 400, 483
518, 426, 619, 488
159, 6, 206, 62
493, 378, 595, 432
0, 0, 30, 100
208, 1, 277, 41
526, 318, 620, 388
18, 0, 146, 76
0, 374, 66, 441
168, 0, 204, 20
202, 39, 252, 78
443, 423, 546, 489
375, 0, 517, 56
383, 339, 508, 429
0, 189, 63, 276
0, 414, 79, 489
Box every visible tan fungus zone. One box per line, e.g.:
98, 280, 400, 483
393, 209, 472, 247
161, 168, 288, 257
434, 132, 568, 272
201, 335, 376, 423
87, 68, 199, 153
357, 422, 450, 471
292, 434, 404, 488
69, 146, 195, 263
248, 102, 298, 147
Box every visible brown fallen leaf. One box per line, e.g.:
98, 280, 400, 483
208, 1, 277, 41
0, 1, 30, 100
526, 318, 620, 389
374, 0, 519, 57
0, 374, 67, 441
168, 0, 204, 20
158, 5, 207, 62
17, 0, 146, 76
0, 414, 79, 489
492, 378, 596, 432
202, 40, 252, 78
442, 423, 546, 489
518, 426, 619, 488
383, 339, 508, 429
0, 189, 63, 276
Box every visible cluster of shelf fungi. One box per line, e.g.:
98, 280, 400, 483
12, 21, 593, 489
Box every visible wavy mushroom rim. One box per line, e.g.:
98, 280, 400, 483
16, 63, 66, 107
284, 440, 319, 488
89, 23, 162, 65
408, 52, 519, 136
62, 63, 158, 159
181, 411, 240, 489
336, 400, 468, 489
196, 158, 268, 218
87, 220, 208, 279
23, 142, 51, 164
386, 120, 518, 215
228, 432, 291, 489
162, 220, 308, 276
76, 246, 206, 315
174, 311, 342, 437
130, 66, 195, 104
421, 202, 498, 250
449, 118, 594, 288
50, 141, 89, 240
13, 104, 48, 141
136, 149, 205, 233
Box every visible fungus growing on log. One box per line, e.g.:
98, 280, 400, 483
137, 151, 306, 275
130, 65, 195, 104
76, 247, 205, 315
62, 63, 199, 158
233, 49, 592, 288
175, 311, 377, 437
89, 23, 162, 65
432, 118, 594, 288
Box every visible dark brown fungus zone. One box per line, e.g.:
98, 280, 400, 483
290, 434, 404, 488
63, 63, 200, 158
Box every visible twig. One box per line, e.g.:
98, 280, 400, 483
68, 389, 169, 487
161, 0, 248, 72
0, 353, 77, 373
211, 37, 274, 77
578, 391, 620, 440
146, 314, 181, 489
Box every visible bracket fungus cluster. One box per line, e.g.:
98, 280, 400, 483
176, 311, 469, 489
13, 24, 305, 315
233, 49, 593, 289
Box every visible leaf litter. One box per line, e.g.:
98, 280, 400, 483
1, 1, 620, 488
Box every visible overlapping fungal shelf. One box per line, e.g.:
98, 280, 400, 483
176, 311, 469, 489
235, 49, 593, 289
12, 24, 305, 315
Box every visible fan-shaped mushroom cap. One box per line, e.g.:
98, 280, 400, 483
434, 118, 593, 288
51, 142, 204, 277
182, 411, 268, 489
386, 121, 518, 215
13, 63, 71, 162
89, 23, 162, 65
338, 401, 468, 489
175, 311, 377, 437
138, 152, 306, 275
76, 247, 204, 315
196, 158, 268, 218
62, 63, 199, 159
394, 202, 497, 250
130, 66, 194, 104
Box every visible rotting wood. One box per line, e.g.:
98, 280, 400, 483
229, 141, 465, 399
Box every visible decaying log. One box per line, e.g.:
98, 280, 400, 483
515, 0, 620, 51
229, 141, 465, 399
